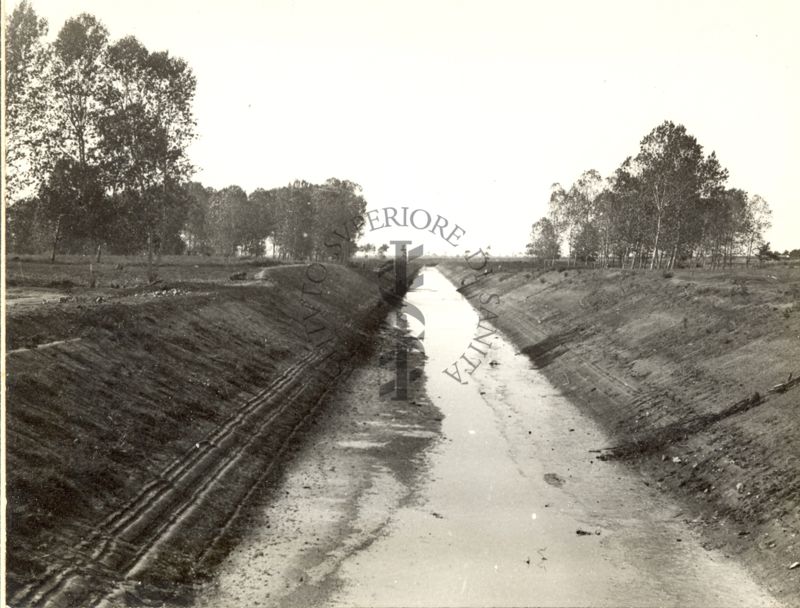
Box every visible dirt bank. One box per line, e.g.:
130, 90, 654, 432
439, 261, 800, 604
193, 321, 438, 608
5, 262, 389, 607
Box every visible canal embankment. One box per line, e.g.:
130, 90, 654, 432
438, 260, 800, 604
6, 263, 392, 607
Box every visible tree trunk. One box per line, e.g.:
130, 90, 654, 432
745, 234, 754, 266
50, 216, 62, 263
650, 212, 662, 270
77, 128, 86, 167
147, 231, 156, 283
669, 244, 678, 270
95, 243, 102, 264
154, 157, 168, 278
156, 235, 163, 271
727, 236, 734, 268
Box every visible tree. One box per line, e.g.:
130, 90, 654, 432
144, 50, 196, 188
526, 217, 560, 264
633, 121, 728, 269
97, 98, 168, 263
245, 188, 277, 256
46, 14, 117, 261
571, 222, 600, 263
546, 183, 569, 251
207, 186, 249, 257
6, 197, 50, 253
38, 158, 107, 261
608, 158, 647, 268
662, 150, 727, 269
699, 188, 748, 268
564, 170, 603, 264
183, 182, 214, 254
757, 242, 779, 264
272, 181, 316, 260
742, 194, 772, 266
311, 178, 367, 261
593, 185, 617, 266
98, 35, 196, 275
50, 13, 109, 167
4, 1, 51, 205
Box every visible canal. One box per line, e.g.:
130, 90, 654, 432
194, 267, 777, 607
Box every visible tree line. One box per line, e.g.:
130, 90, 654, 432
5, 2, 367, 268
181, 178, 367, 261
527, 121, 774, 269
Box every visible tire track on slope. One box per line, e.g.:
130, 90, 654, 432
10, 351, 322, 608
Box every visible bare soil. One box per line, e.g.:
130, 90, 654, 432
4, 256, 390, 606
6, 253, 285, 289
438, 261, 800, 604
192, 323, 438, 608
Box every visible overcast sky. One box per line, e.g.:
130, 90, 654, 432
11, 0, 800, 254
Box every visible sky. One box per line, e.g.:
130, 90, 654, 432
8, 0, 800, 255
